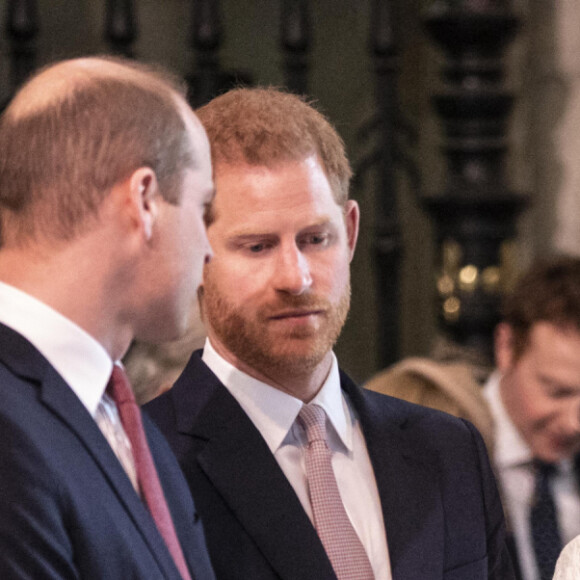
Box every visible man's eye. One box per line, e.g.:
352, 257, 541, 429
203, 203, 214, 226
302, 233, 329, 246
551, 388, 576, 399
247, 242, 271, 253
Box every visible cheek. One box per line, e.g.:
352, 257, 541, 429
189, 212, 208, 247
505, 376, 547, 429
525, 399, 552, 424
206, 261, 257, 301
323, 258, 350, 296
523, 393, 561, 429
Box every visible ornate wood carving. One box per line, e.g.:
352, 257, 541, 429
105, 0, 137, 58
280, 0, 310, 95
370, 0, 403, 367
4, 0, 39, 104
422, 0, 527, 361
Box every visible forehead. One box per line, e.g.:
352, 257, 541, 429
520, 322, 580, 381
180, 102, 211, 166
527, 322, 580, 352
177, 110, 213, 205
211, 156, 341, 228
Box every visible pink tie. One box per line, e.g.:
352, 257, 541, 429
298, 404, 375, 580
107, 365, 192, 580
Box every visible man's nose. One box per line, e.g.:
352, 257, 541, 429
566, 401, 580, 435
273, 245, 312, 295
560, 397, 580, 437
203, 235, 213, 265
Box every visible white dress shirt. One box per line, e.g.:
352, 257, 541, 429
203, 338, 392, 580
0, 282, 138, 486
0, 281, 112, 414
483, 371, 580, 580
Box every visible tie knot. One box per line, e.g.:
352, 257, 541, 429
534, 460, 558, 479
106, 364, 135, 406
298, 404, 328, 444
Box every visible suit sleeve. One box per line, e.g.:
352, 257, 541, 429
461, 418, 516, 580
0, 415, 79, 579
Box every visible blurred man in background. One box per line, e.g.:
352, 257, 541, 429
484, 257, 580, 580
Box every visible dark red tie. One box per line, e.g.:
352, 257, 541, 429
107, 365, 192, 580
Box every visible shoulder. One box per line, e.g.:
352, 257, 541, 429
344, 371, 488, 469
350, 370, 478, 437
144, 349, 215, 420
554, 535, 580, 580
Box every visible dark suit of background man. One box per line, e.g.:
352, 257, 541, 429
0, 56, 216, 579
145, 87, 515, 580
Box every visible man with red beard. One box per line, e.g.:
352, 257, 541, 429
145, 87, 514, 580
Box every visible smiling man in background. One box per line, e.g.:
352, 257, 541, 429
484, 257, 580, 580
146, 87, 514, 580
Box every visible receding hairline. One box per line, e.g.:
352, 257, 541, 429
6, 56, 186, 122
5, 55, 208, 171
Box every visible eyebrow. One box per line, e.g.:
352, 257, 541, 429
225, 218, 336, 239
227, 233, 277, 244
300, 218, 334, 230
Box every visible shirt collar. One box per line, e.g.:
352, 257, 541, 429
484, 370, 534, 468
202, 338, 353, 454
0, 281, 113, 416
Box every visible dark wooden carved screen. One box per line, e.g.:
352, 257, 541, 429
0, 0, 525, 372
421, 0, 527, 364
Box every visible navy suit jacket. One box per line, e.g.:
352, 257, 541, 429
0, 324, 215, 580
145, 350, 514, 580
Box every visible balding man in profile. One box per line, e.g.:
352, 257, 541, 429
0, 57, 215, 579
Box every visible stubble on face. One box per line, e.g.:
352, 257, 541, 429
200, 271, 351, 382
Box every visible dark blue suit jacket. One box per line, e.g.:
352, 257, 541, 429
145, 350, 515, 580
0, 324, 215, 580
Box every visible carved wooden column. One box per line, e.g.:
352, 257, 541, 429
105, 0, 137, 58
188, 0, 222, 107
370, 0, 402, 367
280, 0, 310, 95
422, 0, 527, 361
186, 0, 251, 109
4, 0, 39, 106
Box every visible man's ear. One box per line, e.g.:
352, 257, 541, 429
343, 199, 360, 262
129, 167, 159, 241
495, 322, 515, 372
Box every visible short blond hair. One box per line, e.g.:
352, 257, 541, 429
0, 56, 194, 246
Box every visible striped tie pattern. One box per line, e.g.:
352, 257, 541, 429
298, 404, 374, 580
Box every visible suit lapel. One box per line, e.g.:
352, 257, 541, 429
173, 353, 447, 579
174, 357, 336, 580
342, 374, 445, 580
0, 324, 180, 580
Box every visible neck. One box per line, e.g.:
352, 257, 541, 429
0, 244, 132, 362
208, 335, 333, 402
